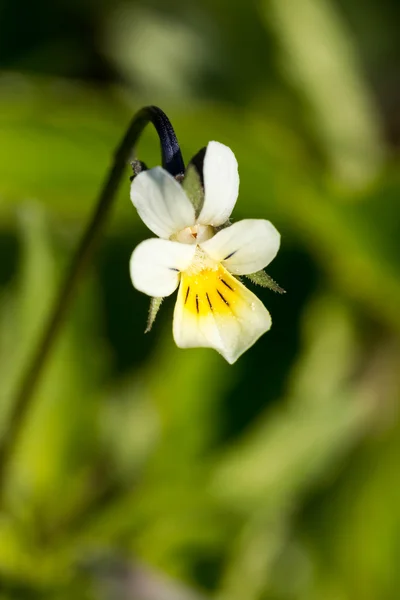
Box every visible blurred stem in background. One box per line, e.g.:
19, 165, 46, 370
0, 105, 184, 497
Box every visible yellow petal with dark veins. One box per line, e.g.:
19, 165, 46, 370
173, 264, 272, 364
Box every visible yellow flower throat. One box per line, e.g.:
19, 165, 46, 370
180, 265, 239, 317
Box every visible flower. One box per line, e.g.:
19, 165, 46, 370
129, 141, 281, 364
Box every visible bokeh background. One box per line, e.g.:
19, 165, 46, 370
0, 0, 400, 598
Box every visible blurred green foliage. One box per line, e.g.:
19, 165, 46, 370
0, 0, 399, 598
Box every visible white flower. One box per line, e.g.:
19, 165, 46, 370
129, 141, 281, 364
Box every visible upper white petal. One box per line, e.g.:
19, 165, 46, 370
130, 238, 196, 297
199, 219, 280, 275
197, 141, 239, 227
131, 167, 196, 238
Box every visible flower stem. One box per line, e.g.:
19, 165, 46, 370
0, 105, 184, 492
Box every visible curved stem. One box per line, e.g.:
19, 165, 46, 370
0, 106, 184, 491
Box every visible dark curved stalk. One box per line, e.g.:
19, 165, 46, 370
0, 106, 184, 492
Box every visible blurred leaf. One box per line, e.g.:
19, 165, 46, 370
301, 340, 400, 600
213, 294, 392, 600
100, 378, 160, 481
105, 6, 209, 100
216, 513, 288, 600
211, 295, 374, 513
263, 0, 385, 187
0, 204, 104, 587
54, 335, 238, 582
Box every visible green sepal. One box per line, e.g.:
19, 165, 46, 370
182, 164, 205, 216
246, 270, 286, 294
145, 297, 164, 333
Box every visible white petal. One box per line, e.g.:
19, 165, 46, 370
197, 141, 239, 227
131, 167, 196, 238
173, 265, 271, 364
200, 219, 280, 275
130, 238, 196, 297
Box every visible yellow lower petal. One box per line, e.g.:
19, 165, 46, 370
173, 264, 272, 364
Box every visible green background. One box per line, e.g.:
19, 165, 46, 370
0, 0, 399, 598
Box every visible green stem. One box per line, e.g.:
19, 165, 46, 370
0, 105, 184, 493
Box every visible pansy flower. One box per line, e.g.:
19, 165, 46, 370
130, 141, 282, 364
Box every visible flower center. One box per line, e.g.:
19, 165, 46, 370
184, 246, 218, 276
171, 224, 215, 245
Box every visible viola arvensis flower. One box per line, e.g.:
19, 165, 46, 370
130, 141, 281, 364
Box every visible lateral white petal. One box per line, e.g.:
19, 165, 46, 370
173, 265, 271, 364
130, 238, 196, 297
200, 219, 280, 275
131, 167, 196, 238
197, 141, 239, 227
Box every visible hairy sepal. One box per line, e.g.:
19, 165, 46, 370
246, 270, 286, 294
145, 297, 164, 333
